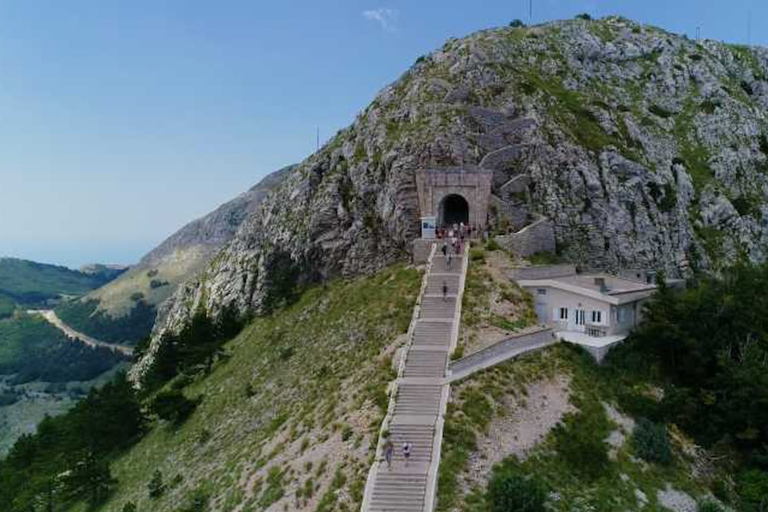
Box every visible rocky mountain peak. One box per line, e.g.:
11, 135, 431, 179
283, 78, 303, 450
133, 16, 768, 380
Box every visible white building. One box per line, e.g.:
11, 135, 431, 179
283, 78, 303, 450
518, 273, 657, 362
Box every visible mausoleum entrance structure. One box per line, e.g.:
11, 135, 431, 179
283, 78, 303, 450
415, 168, 492, 234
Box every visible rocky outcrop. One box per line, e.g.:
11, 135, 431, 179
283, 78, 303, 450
133, 17, 768, 381
86, 165, 293, 319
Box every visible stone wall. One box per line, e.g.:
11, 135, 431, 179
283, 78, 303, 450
412, 239, 435, 264
448, 327, 555, 381
504, 264, 576, 281
415, 168, 493, 228
495, 216, 556, 257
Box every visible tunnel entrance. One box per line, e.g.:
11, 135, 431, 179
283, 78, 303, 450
440, 194, 470, 227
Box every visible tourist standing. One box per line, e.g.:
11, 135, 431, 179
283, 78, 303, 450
442, 281, 448, 302
384, 438, 394, 469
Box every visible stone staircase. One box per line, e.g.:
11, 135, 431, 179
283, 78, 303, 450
361, 244, 469, 512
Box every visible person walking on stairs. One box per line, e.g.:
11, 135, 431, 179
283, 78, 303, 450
384, 438, 394, 469
402, 441, 413, 466
441, 241, 447, 259
447, 251, 453, 269
442, 281, 448, 302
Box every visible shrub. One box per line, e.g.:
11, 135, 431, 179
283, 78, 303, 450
341, 425, 353, 441
649, 104, 674, 118
278, 346, 294, 361
129, 292, 144, 302
149, 279, 169, 289
633, 418, 672, 464
554, 405, 611, 480
509, 19, 526, 28
150, 390, 199, 425
148, 469, 165, 499
121, 503, 137, 512
469, 248, 486, 262
736, 469, 768, 511
486, 462, 547, 512
179, 488, 210, 512
484, 239, 501, 251
575, 13, 592, 20
697, 501, 725, 512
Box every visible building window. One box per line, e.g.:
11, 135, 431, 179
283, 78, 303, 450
559, 307, 568, 320
537, 289, 547, 295
575, 309, 586, 326
591, 310, 602, 324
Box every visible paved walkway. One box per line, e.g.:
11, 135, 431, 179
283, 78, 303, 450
362, 246, 468, 512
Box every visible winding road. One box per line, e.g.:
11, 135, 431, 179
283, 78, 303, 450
27, 309, 134, 356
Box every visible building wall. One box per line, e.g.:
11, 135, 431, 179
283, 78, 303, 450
523, 285, 644, 336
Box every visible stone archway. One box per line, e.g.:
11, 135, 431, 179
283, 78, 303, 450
439, 194, 470, 227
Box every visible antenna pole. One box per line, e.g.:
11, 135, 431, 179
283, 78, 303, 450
529, 0, 532, 23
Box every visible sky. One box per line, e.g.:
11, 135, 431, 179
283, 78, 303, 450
0, 0, 764, 268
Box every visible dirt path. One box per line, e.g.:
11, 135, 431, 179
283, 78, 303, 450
27, 310, 134, 356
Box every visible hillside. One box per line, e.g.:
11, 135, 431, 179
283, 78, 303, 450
0, 264, 420, 512
56, 165, 293, 345
140, 16, 768, 379
0, 257, 124, 306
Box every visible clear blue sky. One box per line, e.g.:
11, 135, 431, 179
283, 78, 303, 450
0, 0, 764, 268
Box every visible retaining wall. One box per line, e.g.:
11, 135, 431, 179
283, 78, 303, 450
495, 216, 556, 257
448, 327, 556, 382
504, 264, 577, 281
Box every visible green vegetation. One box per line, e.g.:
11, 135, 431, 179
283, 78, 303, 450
0, 294, 16, 319
0, 264, 419, 511
486, 463, 547, 512
633, 418, 672, 464
0, 258, 121, 306
610, 265, 768, 464
0, 314, 127, 384
56, 298, 157, 345
527, 251, 565, 265
0, 373, 145, 511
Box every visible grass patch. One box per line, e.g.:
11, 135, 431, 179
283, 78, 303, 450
79, 265, 420, 512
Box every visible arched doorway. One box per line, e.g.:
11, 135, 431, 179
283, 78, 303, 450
439, 194, 470, 227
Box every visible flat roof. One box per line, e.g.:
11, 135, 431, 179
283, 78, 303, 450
518, 273, 656, 305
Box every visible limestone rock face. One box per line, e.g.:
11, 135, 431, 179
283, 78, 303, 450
132, 17, 768, 380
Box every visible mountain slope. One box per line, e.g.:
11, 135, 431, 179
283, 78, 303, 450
0, 258, 123, 306
56, 165, 293, 344
139, 16, 768, 377
71, 265, 419, 512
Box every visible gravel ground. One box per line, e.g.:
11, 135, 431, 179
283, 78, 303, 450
657, 485, 697, 512
461, 375, 573, 490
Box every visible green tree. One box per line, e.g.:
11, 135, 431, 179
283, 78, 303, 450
148, 469, 165, 499
150, 390, 199, 426
487, 462, 547, 512
633, 418, 672, 464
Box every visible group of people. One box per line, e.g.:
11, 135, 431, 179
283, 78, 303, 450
383, 438, 413, 469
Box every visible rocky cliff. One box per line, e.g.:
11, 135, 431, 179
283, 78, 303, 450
72, 165, 293, 325
135, 17, 768, 379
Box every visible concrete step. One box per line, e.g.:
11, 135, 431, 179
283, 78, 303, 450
430, 257, 463, 273
393, 383, 442, 416
386, 423, 435, 462
424, 274, 460, 295
412, 321, 452, 348
419, 296, 457, 320
403, 350, 448, 378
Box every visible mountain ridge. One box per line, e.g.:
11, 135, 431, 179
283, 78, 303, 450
136, 16, 768, 380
